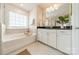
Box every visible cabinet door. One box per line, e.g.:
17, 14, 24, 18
48, 30, 56, 48
37, 29, 42, 41
41, 29, 48, 44
57, 30, 72, 54
72, 29, 79, 54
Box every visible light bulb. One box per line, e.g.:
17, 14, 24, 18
46, 8, 49, 12
50, 6, 53, 9
50, 6, 54, 11
54, 4, 58, 10
20, 4, 23, 6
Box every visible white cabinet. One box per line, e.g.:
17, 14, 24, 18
57, 30, 72, 54
48, 30, 56, 48
72, 29, 79, 55
72, 4, 79, 55
37, 29, 56, 48
37, 29, 48, 44
37, 29, 72, 54
41, 29, 48, 44
37, 29, 42, 41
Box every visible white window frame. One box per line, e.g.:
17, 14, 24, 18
8, 11, 28, 29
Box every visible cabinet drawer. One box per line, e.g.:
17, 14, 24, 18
57, 30, 72, 34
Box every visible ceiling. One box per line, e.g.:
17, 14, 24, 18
37, 3, 63, 10
13, 3, 66, 11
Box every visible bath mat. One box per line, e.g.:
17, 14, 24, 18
17, 49, 31, 55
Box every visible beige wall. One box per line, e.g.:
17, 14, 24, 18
37, 6, 43, 26
0, 4, 5, 24
0, 4, 4, 54
0, 23, 2, 54
0, 4, 1, 23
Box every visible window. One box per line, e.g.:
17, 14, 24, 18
9, 11, 28, 29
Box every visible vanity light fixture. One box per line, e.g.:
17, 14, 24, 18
46, 4, 58, 12
45, 4, 58, 28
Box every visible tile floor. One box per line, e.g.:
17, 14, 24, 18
26, 42, 64, 55
9, 42, 65, 55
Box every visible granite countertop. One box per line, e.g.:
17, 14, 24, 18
37, 26, 72, 30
